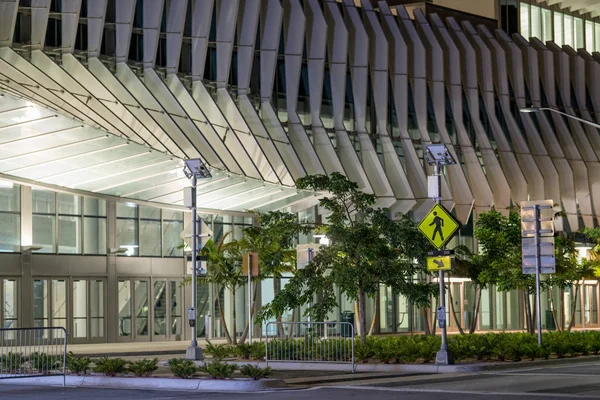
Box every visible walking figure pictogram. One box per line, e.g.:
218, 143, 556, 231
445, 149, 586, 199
429, 211, 444, 242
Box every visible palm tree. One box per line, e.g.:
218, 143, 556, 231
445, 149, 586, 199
237, 211, 308, 342
198, 232, 245, 344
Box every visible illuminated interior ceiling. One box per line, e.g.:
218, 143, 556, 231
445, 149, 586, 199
535, 0, 600, 18
0, 91, 317, 213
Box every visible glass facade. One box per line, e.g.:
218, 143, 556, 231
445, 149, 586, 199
0, 181, 20, 252
520, 1, 600, 52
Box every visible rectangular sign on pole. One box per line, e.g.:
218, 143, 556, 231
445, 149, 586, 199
427, 256, 453, 271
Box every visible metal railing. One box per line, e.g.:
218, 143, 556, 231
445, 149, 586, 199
0, 327, 68, 386
265, 321, 355, 372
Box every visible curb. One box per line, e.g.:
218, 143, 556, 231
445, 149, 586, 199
0, 375, 289, 391
157, 360, 484, 374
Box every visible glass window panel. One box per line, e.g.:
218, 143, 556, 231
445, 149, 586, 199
52, 279, 67, 329
33, 280, 48, 331
163, 210, 183, 221
163, 219, 183, 257
170, 281, 181, 336
116, 219, 138, 256
91, 280, 104, 338
33, 215, 56, 253
135, 280, 148, 337
586, 20, 594, 51
118, 280, 131, 337
565, 15, 573, 47
554, 12, 563, 45
0, 181, 20, 212
140, 220, 161, 256
0, 213, 20, 252
58, 215, 81, 254
57, 193, 80, 215
32, 189, 55, 214
480, 287, 491, 329
84, 217, 106, 255
140, 206, 160, 220
495, 289, 505, 329
530, 5, 541, 39
73, 280, 87, 338
4, 279, 17, 329
117, 202, 138, 218
596, 23, 600, 52
153, 280, 167, 336
84, 198, 106, 216
575, 17, 584, 49
520, 2, 530, 39
541, 8, 552, 43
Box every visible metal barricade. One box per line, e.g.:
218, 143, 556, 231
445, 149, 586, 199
265, 321, 354, 372
0, 327, 68, 386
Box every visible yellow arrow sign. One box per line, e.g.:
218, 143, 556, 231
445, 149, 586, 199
427, 256, 453, 271
418, 204, 461, 249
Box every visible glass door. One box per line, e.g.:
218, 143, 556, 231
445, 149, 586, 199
153, 279, 183, 341
117, 279, 150, 342
3, 279, 18, 330
33, 278, 68, 339
152, 280, 167, 340
169, 280, 182, 340
71, 279, 106, 344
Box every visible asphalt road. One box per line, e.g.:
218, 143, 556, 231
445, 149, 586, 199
4, 361, 600, 399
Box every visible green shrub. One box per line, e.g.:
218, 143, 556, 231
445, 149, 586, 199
249, 342, 266, 360
0, 352, 23, 372
234, 344, 251, 360
93, 357, 128, 377
168, 358, 197, 379
417, 335, 441, 363
200, 360, 237, 379
205, 342, 233, 361
66, 352, 91, 375
355, 336, 376, 363
127, 358, 159, 377
28, 352, 61, 373
239, 364, 272, 380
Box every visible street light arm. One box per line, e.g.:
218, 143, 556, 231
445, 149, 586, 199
520, 107, 600, 130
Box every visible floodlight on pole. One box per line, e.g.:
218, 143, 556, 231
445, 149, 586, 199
519, 106, 600, 130
425, 143, 455, 365
183, 158, 211, 361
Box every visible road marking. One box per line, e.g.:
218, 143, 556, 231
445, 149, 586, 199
324, 385, 600, 398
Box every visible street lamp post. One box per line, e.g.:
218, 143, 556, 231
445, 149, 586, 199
424, 144, 456, 365
520, 107, 600, 130
183, 159, 211, 360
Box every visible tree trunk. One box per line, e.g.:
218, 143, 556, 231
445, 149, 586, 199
358, 283, 367, 344
524, 291, 531, 334
422, 307, 432, 335
216, 287, 232, 344
368, 303, 377, 336
354, 301, 361, 336
548, 287, 561, 332
568, 283, 581, 332
447, 283, 464, 334
469, 286, 482, 334
239, 280, 260, 344
232, 288, 237, 345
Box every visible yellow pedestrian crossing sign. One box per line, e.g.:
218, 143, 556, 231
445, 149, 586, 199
427, 256, 453, 271
418, 204, 461, 249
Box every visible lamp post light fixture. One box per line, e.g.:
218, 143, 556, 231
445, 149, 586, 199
519, 107, 600, 130
183, 159, 212, 361
425, 144, 456, 365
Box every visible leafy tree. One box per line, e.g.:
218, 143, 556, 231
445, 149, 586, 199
258, 173, 435, 344
448, 245, 487, 334
236, 211, 310, 342
473, 209, 597, 334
